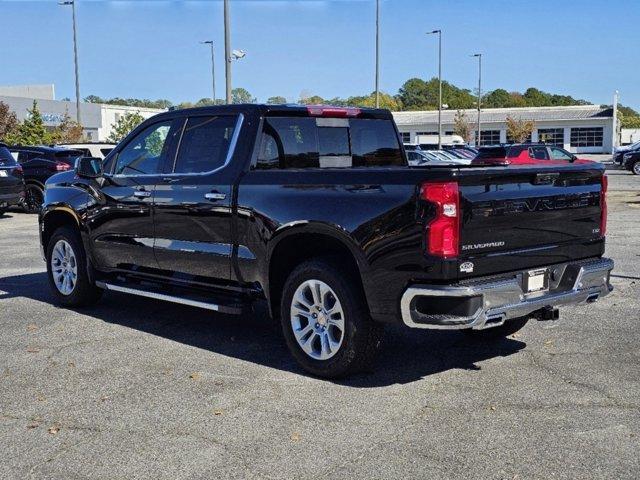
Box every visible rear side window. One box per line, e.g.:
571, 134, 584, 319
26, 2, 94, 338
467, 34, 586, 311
172, 116, 238, 174
0, 146, 17, 166
255, 116, 404, 169
529, 146, 550, 160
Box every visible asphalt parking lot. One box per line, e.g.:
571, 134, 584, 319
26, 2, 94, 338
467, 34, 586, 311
1, 168, 638, 479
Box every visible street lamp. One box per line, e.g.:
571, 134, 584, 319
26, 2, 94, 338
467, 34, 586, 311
427, 29, 442, 148
375, 0, 380, 108
59, 0, 81, 125
200, 41, 216, 104
472, 53, 482, 147
222, 0, 247, 104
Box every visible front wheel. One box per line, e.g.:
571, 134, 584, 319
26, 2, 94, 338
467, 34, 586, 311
280, 258, 383, 378
46, 226, 102, 307
632, 160, 640, 175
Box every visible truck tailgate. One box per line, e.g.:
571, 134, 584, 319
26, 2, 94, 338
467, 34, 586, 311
456, 164, 605, 278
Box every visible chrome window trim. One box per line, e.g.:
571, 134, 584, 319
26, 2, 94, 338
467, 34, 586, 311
106, 113, 244, 179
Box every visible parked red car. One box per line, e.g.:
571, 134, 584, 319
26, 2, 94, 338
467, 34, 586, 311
472, 144, 591, 166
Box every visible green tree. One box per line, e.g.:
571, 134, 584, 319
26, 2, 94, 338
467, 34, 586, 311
51, 111, 85, 143
453, 110, 473, 143
0, 101, 18, 142
344, 91, 401, 110
231, 88, 256, 104
5, 100, 52, 145
299, 95, 325, 105
107, 111, 145, 143
506, 116, 535, 143
266, 96, 287, 104
397, 77, 475, 111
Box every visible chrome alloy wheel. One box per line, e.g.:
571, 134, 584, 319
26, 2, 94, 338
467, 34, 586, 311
290, 279, 345, 360
51, 240, 78, 296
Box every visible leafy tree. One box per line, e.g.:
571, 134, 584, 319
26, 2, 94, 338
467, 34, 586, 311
5, 101, 52, 145
266, 96, 287, 104
0, 101, 18, 142
231, 88, 256, 104
453, 110, 473, 143
107, 111, 145, 143
344, 91, 401, 110
299, 95, 325, 105
51, 111, 84, 143
506, 116, 535, 143
398, 77, 475, 111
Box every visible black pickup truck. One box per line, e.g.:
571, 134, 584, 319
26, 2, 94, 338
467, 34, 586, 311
39, 104, 613, 377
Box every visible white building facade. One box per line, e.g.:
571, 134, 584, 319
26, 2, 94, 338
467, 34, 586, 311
392, 105, 615, 154
0, 84, 165, 142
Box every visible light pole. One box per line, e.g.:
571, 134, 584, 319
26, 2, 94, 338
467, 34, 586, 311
375, 0, 380, 108
59, 0, 81, 124
224, 0, 232, 104
427, 30, 442, 148
472, 53, 482, 147
201, 41, 216, 104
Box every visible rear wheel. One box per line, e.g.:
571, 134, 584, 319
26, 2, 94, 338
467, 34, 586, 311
465, 316, 529, 339
46, 226, 102, 307
280, 258, 383, 378
23, 184, 44, 213
632, 160, 640, 175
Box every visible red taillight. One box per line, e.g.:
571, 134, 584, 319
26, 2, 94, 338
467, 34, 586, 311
600, 175, 607, 237
306, 105, 361, 118
421, 181, 460, 258
55, 161, 71, 172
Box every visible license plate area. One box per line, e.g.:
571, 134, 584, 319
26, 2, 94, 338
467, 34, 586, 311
524, 268, 549, 293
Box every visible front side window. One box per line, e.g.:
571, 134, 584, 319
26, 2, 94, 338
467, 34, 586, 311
113, 121, 173, 175
549, 147, 573, 161
172, 116, 237, 174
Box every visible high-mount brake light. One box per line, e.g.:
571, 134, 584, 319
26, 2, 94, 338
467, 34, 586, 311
600, 174, 608, 236
421, 181, 460, 258
306, 105, 361, 118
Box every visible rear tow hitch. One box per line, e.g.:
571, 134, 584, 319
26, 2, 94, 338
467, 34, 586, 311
535, 307, 560, 322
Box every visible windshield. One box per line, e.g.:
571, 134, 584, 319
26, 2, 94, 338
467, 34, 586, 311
0, 146, 17, 166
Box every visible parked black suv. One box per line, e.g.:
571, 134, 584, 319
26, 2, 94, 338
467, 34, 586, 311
617, 149, 640, 175
39, 104, 613, 377
0, 143, 24, 215
8, 145, 83, 212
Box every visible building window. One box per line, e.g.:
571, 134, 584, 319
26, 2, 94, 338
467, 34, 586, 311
476, 130, 500, 146
570, 127, 603, 147
538, 128, 564, 146
400, 132, 411, 143
416, 131, 439, 136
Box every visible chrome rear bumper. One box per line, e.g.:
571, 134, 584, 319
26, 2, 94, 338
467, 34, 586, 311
400, 257, 614, 330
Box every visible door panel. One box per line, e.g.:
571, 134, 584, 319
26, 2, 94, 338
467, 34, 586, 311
152, 114, 241, 282
87, 118, 180, 272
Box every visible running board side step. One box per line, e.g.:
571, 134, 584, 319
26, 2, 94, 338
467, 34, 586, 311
95, 281, 243, 315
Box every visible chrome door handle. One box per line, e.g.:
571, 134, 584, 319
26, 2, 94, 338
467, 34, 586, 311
133, 190, 152, 198
204, 192, 226, 201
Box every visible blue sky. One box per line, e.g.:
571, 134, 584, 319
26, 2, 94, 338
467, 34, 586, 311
2, 0, 639, 109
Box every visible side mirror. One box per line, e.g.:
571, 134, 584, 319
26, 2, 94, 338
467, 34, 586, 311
75, 157, 104, 178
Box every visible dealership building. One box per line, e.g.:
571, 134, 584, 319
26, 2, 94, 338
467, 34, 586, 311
0, 84, 165, 142
392, 105, 616, 154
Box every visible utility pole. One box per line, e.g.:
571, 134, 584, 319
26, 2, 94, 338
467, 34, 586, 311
201, 41, 216, 104
224, 0, 232, 104
375, 0, 380, 108
473, 53, 482, 147
60, 0, 81, 124
612, 90, 619, 152
427, 30, 442, 148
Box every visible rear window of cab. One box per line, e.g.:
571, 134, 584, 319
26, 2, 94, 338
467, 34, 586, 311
255, 117, 405, 169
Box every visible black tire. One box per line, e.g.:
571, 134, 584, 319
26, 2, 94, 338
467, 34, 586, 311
632, 160, 640, 175
23, 184, 44, 213
465, 316, 529, 339
46, 226, 103, 307
280, 257, 383, 378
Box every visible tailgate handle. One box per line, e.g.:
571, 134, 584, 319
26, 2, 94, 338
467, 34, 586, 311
533, 173, 559, 185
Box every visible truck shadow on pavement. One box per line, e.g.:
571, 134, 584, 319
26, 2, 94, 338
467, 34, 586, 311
0, 272, 526, 387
